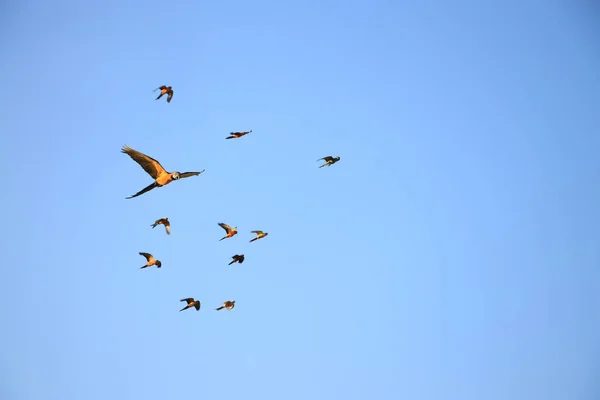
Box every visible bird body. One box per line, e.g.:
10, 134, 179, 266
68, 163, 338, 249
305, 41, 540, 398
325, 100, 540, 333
180, 298, 201, 312
218, 223, 238, 241
121, 145, 205, 199
154, 85, 173, 103
151, 217, 171, 235
216, 300, 235, 311
317, 156, 341, 168
249, 230, 268, 243
229, 254, 245, 265
139, 252, 162, 269
226, 130, 252, 140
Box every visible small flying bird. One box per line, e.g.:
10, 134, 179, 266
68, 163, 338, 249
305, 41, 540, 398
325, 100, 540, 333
151, 217, 171, 235
153, 85, 173, 103
218, 223, 238, 241
121, 145, 205, 199
215, 300, 235, 311
229, 254, 245, 265
249, 230, 268, 243
317, 156, 341, 168
139, 252, 162, 269
180, 298, 201, 312
226, 130, 252, 140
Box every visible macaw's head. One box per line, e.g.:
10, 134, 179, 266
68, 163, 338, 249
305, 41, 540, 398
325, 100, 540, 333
171, 172, 180, 180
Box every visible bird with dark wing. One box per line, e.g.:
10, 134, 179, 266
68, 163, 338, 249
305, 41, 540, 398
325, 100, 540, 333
317, 156, 341, 168
226, 130, 252, 140
180, 298, 201, 312
215, 300, 235, 311
249, 230, 268, 243
218, 223, 238, 241
139, 252, 162, 269
229, 254, 245, 265
153, 85, 173, 103
151, 217, 171, 235
121, 145, 205, 199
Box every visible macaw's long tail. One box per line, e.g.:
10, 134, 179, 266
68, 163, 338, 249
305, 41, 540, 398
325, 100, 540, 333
215, 306, 224, 311
180, 306, 189, 312
219, 236, 227, 241
229, 260, 235, 265
140, 265, 148, 269
225, 136, 235, 139
126, 182, 159, 199
155, 93, 164, 100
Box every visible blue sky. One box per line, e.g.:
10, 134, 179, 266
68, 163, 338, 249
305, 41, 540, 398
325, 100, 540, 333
1, 0, 599, 399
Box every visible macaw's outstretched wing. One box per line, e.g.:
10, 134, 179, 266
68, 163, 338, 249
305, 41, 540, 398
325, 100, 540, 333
179, 169, 205, 179
122, 145, 168, 179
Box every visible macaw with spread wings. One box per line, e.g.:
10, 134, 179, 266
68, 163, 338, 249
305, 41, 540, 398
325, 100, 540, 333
121, 145, 205, 199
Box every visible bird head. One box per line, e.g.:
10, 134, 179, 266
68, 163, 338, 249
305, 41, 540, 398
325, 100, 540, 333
335, 157, 341, 162
171, 172, 180, 180
263, 232, 269, 237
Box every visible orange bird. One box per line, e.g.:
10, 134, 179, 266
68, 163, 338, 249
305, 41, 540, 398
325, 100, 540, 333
153, 85, 173, 103
151, 217, 171, 235
179, 298, 201, 312
229, 254, 245, 265
249, 230, 268, 243
139, 252, 162, 269
121, 145, 205, 199
215, 300, 235, 311
218, 223, 238, 241
226, 130, 252, 140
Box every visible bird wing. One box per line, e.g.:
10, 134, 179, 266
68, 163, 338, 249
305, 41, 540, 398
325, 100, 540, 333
139, 252, 153, 261
194, 301, 201, 310
318, 156, 333, 162
179, 170, 205, 179
122, 145, 168, 179
165, 224, 171, 235
153, 85, 167, 92
167, 91, 173, 103
251, 230, 263, 235
219, 223, 232, 234
181, 298, 194, 304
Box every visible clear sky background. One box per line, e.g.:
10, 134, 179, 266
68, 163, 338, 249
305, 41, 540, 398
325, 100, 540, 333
1, 1, 599, 399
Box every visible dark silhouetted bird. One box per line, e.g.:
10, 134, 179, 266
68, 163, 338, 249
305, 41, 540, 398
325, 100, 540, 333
317, 156, 341, 168
180, 298, 201, 312
226, 130, 252, 140
229, 254, 245, 265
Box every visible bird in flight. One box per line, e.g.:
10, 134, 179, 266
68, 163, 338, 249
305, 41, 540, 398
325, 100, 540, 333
317, 156, 341, 168
249, 230, 268, 243
151, 217, 171, 235
215, 300, 235, 311
229, 254, 245, 265
139, 252, 162, 269
121, 145, 205, 199
226, 130, 252, 140
153, 85, 173, 103
180, 298, 201, 312
218, 223, 238, 241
